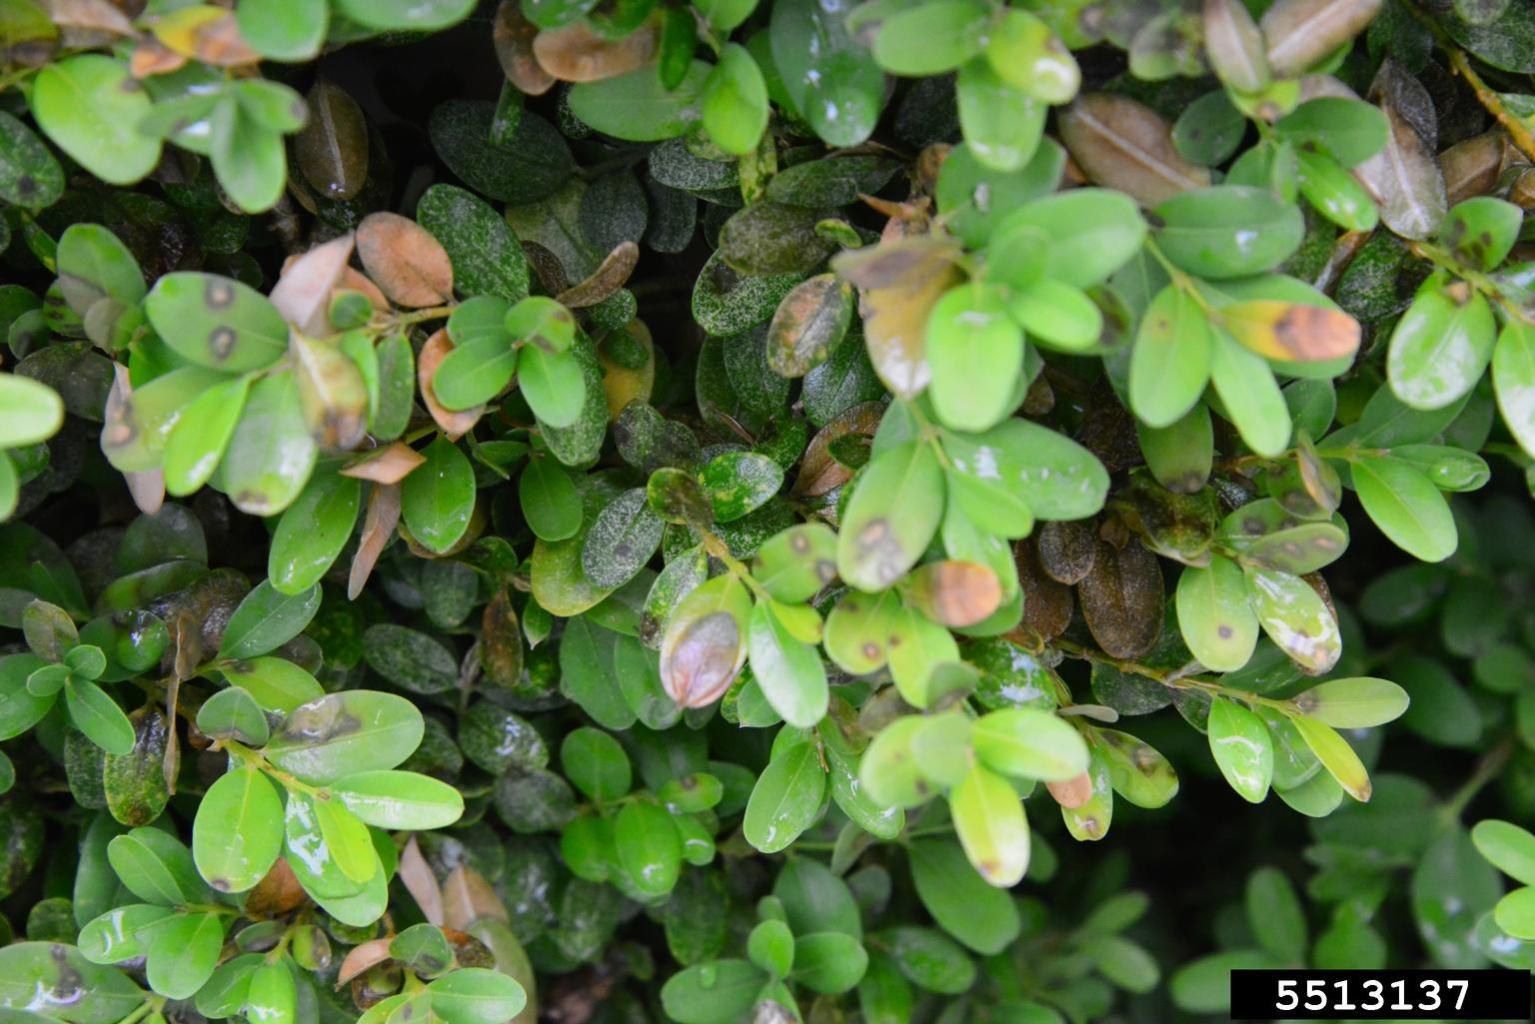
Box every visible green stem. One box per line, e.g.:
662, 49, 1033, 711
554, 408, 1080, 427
1441, 737, 1513, 823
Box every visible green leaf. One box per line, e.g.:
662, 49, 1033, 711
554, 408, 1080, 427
1387, 276, 1496, 411
518, 343, 586, 429
1175, 555, 1259, 671
418, 183, 530, 304
613, 800, 682, 897
1290, 714, 1371, 801
79, 904, 176, 964
660, 960, 766, 1024
30, 56, 160, 185
64, 678, 134, 756
970, 708, 1088, 781
1129, 285, 1211, 428
237, 0, 328, 61
1243, 565, 1341, 674
909, 837, 1021, 954
1295, 676, 1409, 728
1473, 819, 1535, 885
268, 471, 360, 595
837, 440, 943, 592
560, 727, 632, 802
1274, 98, 1388, 166
744, 739, 826, 853
219, 581, 321, 660
0, 942, 145, 1024
145, 273, 287, 372
700, 452, 783, 523
195, 687, 269, 746
144, 909, 223, 999
210, 95, 287, 213
329, 770, 465, 830
0, 111, 61, 210
748, 599, 828, 728
1352, 455, 1457, 562
942, 418, 1109, 521
401, 436, 476, 554
1207, 697, 1273, 804
219, 371, 319, 516
581, 487, 663, 588
568, 62, 713, 142
192, 765, 284, 894
949, 762, 1030, 887
520, 457, 583, 541
0, 375, 63, 449
1441, 196, 1522, 271
426, 968, 528, 1024
769, 0, 884, 147
872, 0, 990, 74
792, 931, 869, 994
1153, 186, 1305, 279
264, 690, 424, 783
956, 57, 1044, 173
702, 44, 768, 156
162, 374, 252, 496
992, 189, 1145, 290
332, 0, 475, 30
107, 827, 211, 906
927, 282, 1023, 432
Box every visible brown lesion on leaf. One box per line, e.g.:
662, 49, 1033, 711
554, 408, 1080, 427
204, 277, 235, 309
209, 326, 237, 359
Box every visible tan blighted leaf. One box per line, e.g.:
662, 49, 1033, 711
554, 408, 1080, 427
348, 481, 401, 600
356, 212, 455, 308
1078, 540, 1164, 659
1057, 93, 1210, 207
767, 273, 855, 378
556, 241, 639, 308
532, 18, 659, 82
832, 236, 963, 398
442, 864, 510, 931
1261, 0, 1382, 79
1046, 770, 1093, 809
341, 442, 426, 485
907, 561, 1003, 627
270, 233, 355, 337
1037, 519, 1099, 585
49, 0, 135, 37
493, 0, 555, 95
398, 836, 445, 927
793, 401, 884, 498
295, 79, 370, 202
1218, 300, 1361, 362
292, 332, 368, 450
1202, 0, 1269, 93
130, 37, 186, 78
599, 318, 656, 417
1354, 67, 1447, 241
420, 329, 483, 439
153, 8, 260, 66
480, 587, 524, 689
337, 938, 394, 987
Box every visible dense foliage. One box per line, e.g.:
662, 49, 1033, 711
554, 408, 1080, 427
3, 0, 1535, 1020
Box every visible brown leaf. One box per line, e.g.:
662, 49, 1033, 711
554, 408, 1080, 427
1354, 67, 1448, 239
479, 587, 525, 689
493, 0, 555, 96
398, 836, 445, 926
1037, 519, 1099, 585
766, 273, 855, 378
270, 233, 355, 337
292, 332, 369, 450
832, 236, 963, 398
341, 267, 391, 312
1202, 0, 1269, 93
348, 482, 401, 600
1057, 93, 1211, 207
295, 78, 370, 202
244, 858, 307, 916
1078, 540, 1164, 660
356, 212, 454, 308
1439, 131, 1505, 205
1218, 300, 1361, 362
793, 401, 884, 497
1013, 538, 1073, 644
557, 241, 639, 308
661, 613, 744, 709
907, 561, 1002, 627
1261, 0, 1382, 79
49, 0, 135, 36
419, 329, 483, 440
532, 18, 659, 83
341, 442, 426, 485
442, 864, 510, 932
1047, 771, 1094, 809
128, 38, 185, 78
336, 938, 395, 988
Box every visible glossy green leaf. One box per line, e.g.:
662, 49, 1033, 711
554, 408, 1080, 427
1352, 456, 1457, 562
30, 56, 159, 185
401, 436, 476, 554
1207, 698, 1273, 804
